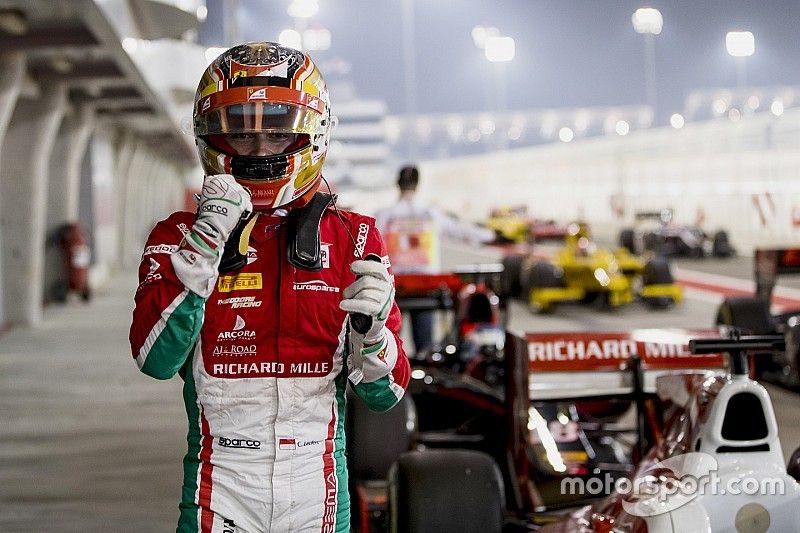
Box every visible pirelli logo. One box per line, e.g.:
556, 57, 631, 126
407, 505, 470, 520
218, 273, 263, 292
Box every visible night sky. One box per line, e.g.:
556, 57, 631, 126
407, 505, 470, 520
200, 1, 800, 124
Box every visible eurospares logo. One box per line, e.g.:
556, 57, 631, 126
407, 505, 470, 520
293, 280, 340, 293
218, 273, 262, 292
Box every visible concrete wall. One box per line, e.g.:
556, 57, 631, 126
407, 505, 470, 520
0, 53, 25, 328
44, 104, 95, 303
418, 109, 800, 254
1, 85, 67, 326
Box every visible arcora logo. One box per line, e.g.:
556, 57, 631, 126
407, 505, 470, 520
247, 246, 257, 265
146, 258, 162, 281
217, 315, 256, 340
293, 280, 340, 293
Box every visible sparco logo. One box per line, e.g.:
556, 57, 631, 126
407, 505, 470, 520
218, 437, 261, 449
217, 315, 256, 340
354, 223, 369, 257
201, 203, 228, 215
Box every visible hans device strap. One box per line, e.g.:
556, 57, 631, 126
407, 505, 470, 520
287, 192, 334, 271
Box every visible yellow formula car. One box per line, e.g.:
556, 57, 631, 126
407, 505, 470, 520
485, 205, 568, 244
507, 223, 682, 312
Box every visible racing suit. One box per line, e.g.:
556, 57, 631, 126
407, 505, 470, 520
129, 207, 409, 533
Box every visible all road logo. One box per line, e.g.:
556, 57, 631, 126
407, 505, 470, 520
218, 315, 256, 341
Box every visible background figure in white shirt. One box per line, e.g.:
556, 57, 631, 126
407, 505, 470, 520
375, 165, 495, 352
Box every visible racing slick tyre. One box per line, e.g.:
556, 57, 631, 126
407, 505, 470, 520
346, 389, 417, 481
642, 258, 676, 309
714, 297, 774, 335
522, 262, 564, 313
642, 232, 662, 255
712, 230, 734, 257
500, 254, 525, 299
388, 449, 504, 533
715, 297, 775, 376
619, 228, 636, 254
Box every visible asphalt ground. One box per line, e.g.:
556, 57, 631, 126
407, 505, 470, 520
1, 243, 799, 532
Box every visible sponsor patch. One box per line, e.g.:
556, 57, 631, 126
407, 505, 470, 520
177, 223, 190, 236
218, 437, 261, 449
293, 280, 340, 293
218, 315, 256, 341
279, 438, 296, 450
354, 223, 369, 257
143, 244, 178, 256
218, 273, 263, 292
320, 243, 330, 269
247, 246, 257, 265
212, 345, 257, 356
218, 296, 262, 308
248, 88, 267, 100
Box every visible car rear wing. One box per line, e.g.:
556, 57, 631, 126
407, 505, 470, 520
394, 266, 504, 311
505, 328, 726, 401
634, 208, 673, 222
755, 248, 800, 299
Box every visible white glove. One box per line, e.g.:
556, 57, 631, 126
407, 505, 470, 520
193, 174, 253, 249
339, 259, 395, 344
171, 174, 252, 298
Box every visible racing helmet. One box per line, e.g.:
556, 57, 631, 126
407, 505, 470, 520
193, 42, 332, 209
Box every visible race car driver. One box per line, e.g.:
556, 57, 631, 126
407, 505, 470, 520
129, 42, 409, 533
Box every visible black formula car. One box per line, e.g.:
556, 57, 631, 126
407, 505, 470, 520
345, 270, 727, 532
619, 209, 734, 258
715, 247, 800, 387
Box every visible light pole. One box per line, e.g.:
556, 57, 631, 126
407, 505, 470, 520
484, 35, 515, 113
285, 0, 320, 49
632, 8, 662, 121
401, 0, 416, 158
726, 31, 755, 88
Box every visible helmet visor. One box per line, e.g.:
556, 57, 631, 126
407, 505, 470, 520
206, 132, 310, 157
195, 102, 323, 136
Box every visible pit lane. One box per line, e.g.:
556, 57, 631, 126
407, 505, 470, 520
1, 251, 799, 532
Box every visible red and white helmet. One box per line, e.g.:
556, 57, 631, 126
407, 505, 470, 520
193, 42, 331, 209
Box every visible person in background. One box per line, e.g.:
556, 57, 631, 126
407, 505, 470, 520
129, 42, 409, 533
374, 165, 494, 352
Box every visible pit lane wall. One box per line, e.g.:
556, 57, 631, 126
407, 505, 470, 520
417, 108, 800, 254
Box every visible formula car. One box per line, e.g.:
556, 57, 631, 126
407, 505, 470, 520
485, 205, 569, 244
541, 335, 800, 533
503, 222, 682, 312
350, 327, 800, 532
346, 274, 734, 532
619, 208, 735, 258
715, 247, 800, 387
